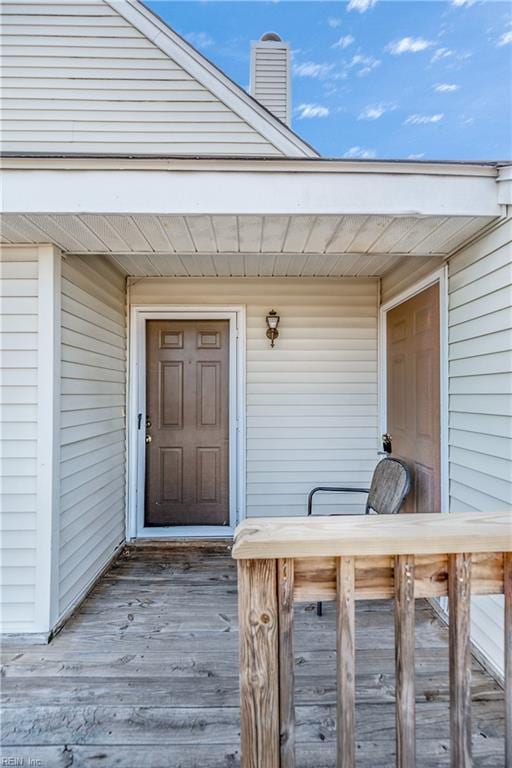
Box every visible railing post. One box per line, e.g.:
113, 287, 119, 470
278, 558, 295, 768
448, 552, 472, 768
395, 554, 416, 768
505, 553, 512, 768
336, 556, 356, 768
238, 558, 280, 768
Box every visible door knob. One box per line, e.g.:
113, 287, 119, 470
382, 433, 392, 454
145, 435, 152, 444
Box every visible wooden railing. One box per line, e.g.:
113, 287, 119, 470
232, 511, 512, 768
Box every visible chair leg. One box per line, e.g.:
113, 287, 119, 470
316, 601, 323, 617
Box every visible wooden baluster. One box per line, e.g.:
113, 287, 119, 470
278, 558, 295, 768
448, 553, 472, 768
505, 553, 512, 768
238, 559, 280, 768
337, 556, 356, 768
395, 555, 416, 768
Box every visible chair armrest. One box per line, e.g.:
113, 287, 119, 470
307, 486, 370, 516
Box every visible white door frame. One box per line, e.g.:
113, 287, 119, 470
378, 267, 449, 513
127, 305, 246, 539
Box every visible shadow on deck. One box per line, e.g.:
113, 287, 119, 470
0, 544, 505, 767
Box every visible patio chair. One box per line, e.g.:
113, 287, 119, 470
307, 456, 411, 616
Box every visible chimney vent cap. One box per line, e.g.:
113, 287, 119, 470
260, 32, 282, 42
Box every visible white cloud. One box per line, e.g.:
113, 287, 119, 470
328, 17, 343, 28
404, 113, 444, 125
435, 83, 459, 92
185, 31, 214, 49
349, 53, 381, 76
294, 61, 334, 79
431, 47, 453, 62
343, 146, 377, 159
333, 35, 355, 49
386, 37, 433, 55
452, 0, 476, 6
358, 103, 396, 120
297, 103, 330, 119
347, 0, 377, 13
430, 47, 471, 64
408, 153, 425, 159
498, 30, 512, 46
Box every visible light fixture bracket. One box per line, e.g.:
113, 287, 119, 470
265, 309, 280, 348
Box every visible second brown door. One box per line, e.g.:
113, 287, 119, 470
145, 319, 229, 527
386, 283, 441, 513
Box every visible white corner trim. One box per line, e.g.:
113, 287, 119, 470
105, 0, 318, 158
127, 305, 246, 540
378, 267, 449, 514
497, 165, 512, 205
35, 245, 61, 633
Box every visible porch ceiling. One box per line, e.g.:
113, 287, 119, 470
0, 213, 497, 277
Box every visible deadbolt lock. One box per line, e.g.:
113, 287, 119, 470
382, 433, 392, 454
146, 418, 151, 429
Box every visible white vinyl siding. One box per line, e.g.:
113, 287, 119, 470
448, 217, 512, 677
380, 255, 446, 304
0, 246, 39, 632
129, 277, 379, 517
59, 254, 126, 617
0, 0, 281, 156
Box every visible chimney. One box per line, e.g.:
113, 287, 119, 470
250, 32, 291, 126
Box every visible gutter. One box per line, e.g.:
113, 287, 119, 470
0, 154, 501, 178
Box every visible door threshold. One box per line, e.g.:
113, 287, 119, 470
135, 526, 235, 539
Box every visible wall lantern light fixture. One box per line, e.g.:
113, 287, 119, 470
266, 309, 280, 348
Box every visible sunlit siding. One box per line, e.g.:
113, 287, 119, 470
59, 254, 126, 617
0, 246, 39, 632
0, 0, 281, 156
129, 277, 379, 517
448, 217, 512, 677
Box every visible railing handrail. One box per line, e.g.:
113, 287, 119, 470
234, 511, 512, 768
232, 510, 512, 560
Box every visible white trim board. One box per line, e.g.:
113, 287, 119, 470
127, 306, 246, 540
2, 168, 501, 218
35, 245, 61, 634
378, 267, 449, 514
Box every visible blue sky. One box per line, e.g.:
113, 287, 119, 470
146, 1, 512, 160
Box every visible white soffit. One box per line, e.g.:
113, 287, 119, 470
0, 213, 498, 277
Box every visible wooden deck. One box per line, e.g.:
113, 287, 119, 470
0, 544, 506, 767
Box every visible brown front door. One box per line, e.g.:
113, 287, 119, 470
386, 283, 441, 512
145, 319, 229, 527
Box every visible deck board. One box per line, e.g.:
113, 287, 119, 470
0, 544, 505, 767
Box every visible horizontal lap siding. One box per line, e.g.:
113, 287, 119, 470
0, 247, 38, 631
0, 1, 280, 156
129, 277, 379, 517
59, 255, 126, 617
448, 217, 512, 677
380, 255, 446, 304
